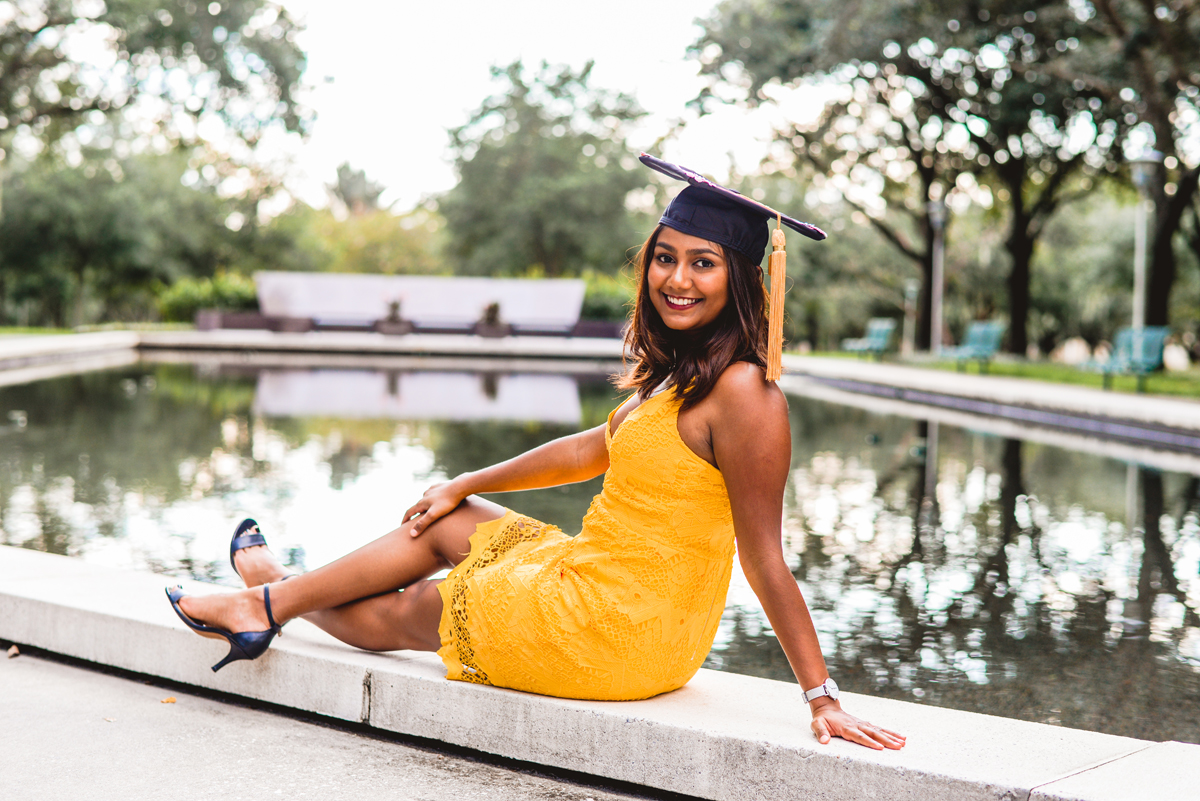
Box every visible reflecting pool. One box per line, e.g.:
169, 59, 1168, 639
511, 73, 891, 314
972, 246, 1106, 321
1, 363, 1197, 743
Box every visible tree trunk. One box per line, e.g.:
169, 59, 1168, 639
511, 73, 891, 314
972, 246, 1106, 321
916, 225, 935, 351
1002, 162, 1031, 355
1006, 226, 1033, 356
1146, 166, 1200, 327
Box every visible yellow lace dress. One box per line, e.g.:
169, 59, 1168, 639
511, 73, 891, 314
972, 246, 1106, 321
436, 386, 736, 701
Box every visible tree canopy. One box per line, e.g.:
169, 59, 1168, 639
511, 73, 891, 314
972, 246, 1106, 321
693, 0, 1200, 349
330, 163, 386, 216
0, 150, 244, 325
439, 60, 651, 278
0, 0, 308, 151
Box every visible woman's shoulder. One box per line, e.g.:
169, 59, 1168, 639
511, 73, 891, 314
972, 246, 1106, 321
705, 361, 788, 420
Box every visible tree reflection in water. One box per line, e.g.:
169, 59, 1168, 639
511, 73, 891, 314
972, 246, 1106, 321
1, 366, 1198, 741
0, 366, 616, 580
706, 404, 1200, 743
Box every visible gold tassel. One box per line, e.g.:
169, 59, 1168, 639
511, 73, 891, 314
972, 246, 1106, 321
766, 216, 787, 381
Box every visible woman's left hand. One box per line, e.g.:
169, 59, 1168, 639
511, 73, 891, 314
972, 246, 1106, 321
810, 702, 906, 750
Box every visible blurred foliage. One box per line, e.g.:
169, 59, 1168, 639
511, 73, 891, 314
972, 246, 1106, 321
158, 272, 258, 322
330, 163, 386, 216
580, 269, 634, 322
731, 172, 918, 349
0, 151, 446, 326
0, 1, 310, 326
0, 0, 308, 156
744, 170, 1200, 355
263, 204, 447, 276
440, 60, 653, 278
0, 150, 248, 326
694, 0, 1200, 351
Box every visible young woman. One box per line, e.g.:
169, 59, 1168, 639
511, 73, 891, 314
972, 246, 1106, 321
168, 157, 905, 751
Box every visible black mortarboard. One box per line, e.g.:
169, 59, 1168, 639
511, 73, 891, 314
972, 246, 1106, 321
639, 153, 826, 264
639, 153, 827, 381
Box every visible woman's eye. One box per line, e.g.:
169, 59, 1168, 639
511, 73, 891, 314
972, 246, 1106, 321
695, 259, 715, 269
655, 253, 674, 264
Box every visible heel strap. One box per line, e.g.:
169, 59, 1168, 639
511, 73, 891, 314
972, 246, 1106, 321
263, 583, 282, 634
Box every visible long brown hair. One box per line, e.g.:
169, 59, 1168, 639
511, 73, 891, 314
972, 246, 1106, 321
618, 224, 768, 409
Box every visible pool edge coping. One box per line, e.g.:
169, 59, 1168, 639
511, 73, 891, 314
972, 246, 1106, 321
3, 545, 1198, 801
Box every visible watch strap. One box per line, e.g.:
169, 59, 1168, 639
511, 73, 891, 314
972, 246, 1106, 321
802, 679, 837, 704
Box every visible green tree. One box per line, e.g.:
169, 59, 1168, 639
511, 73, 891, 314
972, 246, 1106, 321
439, 61, 650, 278
330, 163, 386, 216
0, 150, 242, 325
247, 202, 447, 276
0, 1, 309, 323
0, 0, 307, 154
1069, 0, 1200, 328
694, 0, 1124, 353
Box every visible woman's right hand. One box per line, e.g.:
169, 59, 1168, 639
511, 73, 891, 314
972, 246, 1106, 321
402, 478, 470, 536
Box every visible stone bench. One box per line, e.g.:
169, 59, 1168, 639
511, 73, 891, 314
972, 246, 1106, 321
3, 545, 1196, 801
253, 272, 587, 335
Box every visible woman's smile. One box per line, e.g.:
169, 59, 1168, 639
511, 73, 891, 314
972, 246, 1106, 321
664, 294, 701, 309
648, 227, 730, 329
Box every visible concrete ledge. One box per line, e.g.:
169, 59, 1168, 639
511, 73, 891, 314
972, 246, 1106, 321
137, 348, 623, 377
0, 331, 140, 372
137, 329, 626, 361
3, 546, 1197, 800
0, 350, 139, 389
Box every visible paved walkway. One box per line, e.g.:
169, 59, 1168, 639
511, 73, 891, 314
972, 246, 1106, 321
1, 650, 650, 801
782, 354, 1200, 432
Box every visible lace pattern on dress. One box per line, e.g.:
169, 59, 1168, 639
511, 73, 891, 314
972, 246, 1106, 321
445, 513, 556, 685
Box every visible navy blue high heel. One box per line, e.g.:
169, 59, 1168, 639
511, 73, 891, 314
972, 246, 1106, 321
229, 518, 267, 573
230, 518, 296, 584
165, 584, 282, 672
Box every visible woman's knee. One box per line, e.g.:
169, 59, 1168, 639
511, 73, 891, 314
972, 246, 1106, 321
421, 496, 506, 566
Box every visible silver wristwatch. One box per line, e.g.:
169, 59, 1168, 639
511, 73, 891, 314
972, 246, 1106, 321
802, 677, 839, 704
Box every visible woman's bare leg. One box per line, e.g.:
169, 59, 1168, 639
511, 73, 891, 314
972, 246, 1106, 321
231, 525, 449, 651
177, 497, 506, 651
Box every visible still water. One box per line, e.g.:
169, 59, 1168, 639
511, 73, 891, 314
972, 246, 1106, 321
2, 363, 1198, 742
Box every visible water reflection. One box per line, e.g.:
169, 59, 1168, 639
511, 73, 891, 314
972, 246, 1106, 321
0, 365, 612, 582
708, 404, 1200, 743
1, 365, 1197, 742
254, 370, 582, 423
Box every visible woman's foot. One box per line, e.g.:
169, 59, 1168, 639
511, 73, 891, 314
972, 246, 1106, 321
232, 543, 293, 588
178, 586, 274, 635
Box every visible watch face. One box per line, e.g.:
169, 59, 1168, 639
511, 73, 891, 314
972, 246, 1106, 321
825, 678, 839, 700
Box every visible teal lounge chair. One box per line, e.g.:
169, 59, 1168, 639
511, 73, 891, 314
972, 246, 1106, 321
1085, 326, 1169, 392
841, 318, 897, 361
944, 321, 1006, 373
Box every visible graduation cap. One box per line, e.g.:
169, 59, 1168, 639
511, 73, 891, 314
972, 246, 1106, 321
639, 153, 827, 381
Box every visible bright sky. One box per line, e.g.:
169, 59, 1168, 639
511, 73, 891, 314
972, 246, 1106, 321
277, 0, 785, 212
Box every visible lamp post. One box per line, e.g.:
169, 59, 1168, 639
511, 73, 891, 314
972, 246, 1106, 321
927, 199, 948, 356
902, 278, 920, 357
1129, 150, 1163, 333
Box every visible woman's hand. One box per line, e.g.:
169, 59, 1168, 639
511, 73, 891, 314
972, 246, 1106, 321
402, 478, 471, 537
810, 701, 906, 750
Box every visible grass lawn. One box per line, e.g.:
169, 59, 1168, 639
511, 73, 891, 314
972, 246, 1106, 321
0, 324, 192, 336
0, 327, 73, 336
802, 351, 1200, 398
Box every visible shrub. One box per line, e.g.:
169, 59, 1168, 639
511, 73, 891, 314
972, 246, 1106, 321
581, 270, 633, 322
158, 273, 258, 323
